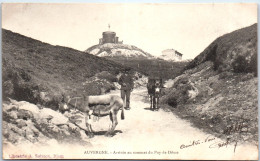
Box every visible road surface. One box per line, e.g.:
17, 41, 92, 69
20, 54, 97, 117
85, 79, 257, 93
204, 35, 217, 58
4, 87, 258, 160
83, 87, 258, 160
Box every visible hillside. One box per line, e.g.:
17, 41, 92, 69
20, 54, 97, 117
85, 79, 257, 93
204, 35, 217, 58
85, 43, 154, 58
160, 23, 258, 144
2, 29, 126, 109
104, 57, 189, 80
186, 23, 257, 75
2, 29, 153, 148
86, 43, 189, 80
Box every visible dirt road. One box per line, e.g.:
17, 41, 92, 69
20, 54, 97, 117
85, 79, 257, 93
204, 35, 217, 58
4, 87, 258, 160
83, 87, 258, 160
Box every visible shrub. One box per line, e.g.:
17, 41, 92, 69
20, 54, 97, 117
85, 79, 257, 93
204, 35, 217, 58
213, 56, 222, 71
173, 77, 189, 88
95, 71, 118, 82
232, 55, 249, 73
248, 53, 257, 76
241, 73, 254, 82
218, 71, 233, 80
168, 97, 177, 107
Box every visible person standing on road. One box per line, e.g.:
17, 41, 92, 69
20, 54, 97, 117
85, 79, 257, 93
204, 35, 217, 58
118, 68, 134, 110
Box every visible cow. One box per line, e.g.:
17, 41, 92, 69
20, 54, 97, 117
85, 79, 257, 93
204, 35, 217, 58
147, 77, 163, 111
59, 94, 124, 138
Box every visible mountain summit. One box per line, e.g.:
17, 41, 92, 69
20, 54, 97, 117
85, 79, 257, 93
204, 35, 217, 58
86, 26, 153, 58
85, 43, 154, 58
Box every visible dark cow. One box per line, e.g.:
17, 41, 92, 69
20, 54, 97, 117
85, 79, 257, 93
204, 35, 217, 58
147, 77, 163, 111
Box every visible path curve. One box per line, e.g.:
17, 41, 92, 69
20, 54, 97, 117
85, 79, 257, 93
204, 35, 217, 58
4, 87, 257, 160
84, 87, 258, 160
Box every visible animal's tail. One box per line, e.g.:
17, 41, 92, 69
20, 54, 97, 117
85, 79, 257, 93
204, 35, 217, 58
121, 106, 125, 120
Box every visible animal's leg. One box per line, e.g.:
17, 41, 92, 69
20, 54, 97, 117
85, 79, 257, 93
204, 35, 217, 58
109, 112, 118, 136
154, 96, 157, 110
105, 112, 113, 136
85, 114, 94, 138
121, 90, 126, 108
150, 95, 153, 110
89, 124, 95, 133
121, 103, 125, 120
157, 97, 160, 109
153, 96, 156, 111
155, 97, 159, 111
105, 111, 118, 137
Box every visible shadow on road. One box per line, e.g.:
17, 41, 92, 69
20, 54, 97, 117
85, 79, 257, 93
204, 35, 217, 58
143, 107, 153, 111
85, 130, 123, 137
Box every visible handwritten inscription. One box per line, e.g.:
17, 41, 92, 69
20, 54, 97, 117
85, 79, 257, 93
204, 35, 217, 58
179, 118, 250, 153
223, 119, 249, 135
209, 139, 238, 152
180, 140, 201, 149
179, 135, 239, 153
180, 136, 216, 149
205, 135, 216, 142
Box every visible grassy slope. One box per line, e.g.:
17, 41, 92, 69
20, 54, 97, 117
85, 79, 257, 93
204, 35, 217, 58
161, 24, 258, 144
186, 23, 257, 74
2, 29, 125, 108
105, 57, 189, 80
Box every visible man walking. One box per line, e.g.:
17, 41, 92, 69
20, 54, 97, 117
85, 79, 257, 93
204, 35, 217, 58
118, 68, 134, 110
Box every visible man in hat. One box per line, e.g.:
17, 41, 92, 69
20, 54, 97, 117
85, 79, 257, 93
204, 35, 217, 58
118, 68, 134, 110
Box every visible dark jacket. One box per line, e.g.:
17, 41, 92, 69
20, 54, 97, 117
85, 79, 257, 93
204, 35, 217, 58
118, 73, 134, 90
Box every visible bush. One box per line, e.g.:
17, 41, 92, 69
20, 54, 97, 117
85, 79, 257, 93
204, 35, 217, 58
248, 53, 257, 76
167, 97, 177, 107
95, 71, 118, 82
232, 55, 249, 73
218, 71, 233, 80
173, 77, 189, 88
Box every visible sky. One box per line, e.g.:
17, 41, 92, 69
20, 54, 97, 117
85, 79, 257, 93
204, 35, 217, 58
2, 3, 257, 59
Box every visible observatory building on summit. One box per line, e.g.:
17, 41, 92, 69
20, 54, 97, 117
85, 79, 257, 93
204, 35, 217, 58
99, 24, 123, 44
159, 49, 183, 61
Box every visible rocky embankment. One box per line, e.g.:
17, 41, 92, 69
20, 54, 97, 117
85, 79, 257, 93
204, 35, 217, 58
2, 70, 147, 147
2, 28, 149, 148
161, 62, 258, 144
3, 99, 90, 147
160, 24, 258, 145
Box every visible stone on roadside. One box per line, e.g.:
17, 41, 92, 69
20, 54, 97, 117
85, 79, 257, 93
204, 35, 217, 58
16, 119, 27, 128
3, 103, 18, 112
40, 108, 69, 125
9, 111, 18, 119
17, 109, 34, 120
19, 102, 40, 118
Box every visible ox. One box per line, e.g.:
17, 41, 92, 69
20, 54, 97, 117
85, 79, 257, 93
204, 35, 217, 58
59, 94, 124, 138
147, 77, 163, 111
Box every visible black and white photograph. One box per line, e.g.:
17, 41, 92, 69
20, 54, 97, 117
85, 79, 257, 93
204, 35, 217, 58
2, 3, 258, 160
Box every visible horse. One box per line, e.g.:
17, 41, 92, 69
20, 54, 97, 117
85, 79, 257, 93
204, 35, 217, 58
59, 94, 124, 138
147, 78, 162, 111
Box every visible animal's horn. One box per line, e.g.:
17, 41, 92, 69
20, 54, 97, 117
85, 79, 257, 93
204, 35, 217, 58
121, 107, 125, 120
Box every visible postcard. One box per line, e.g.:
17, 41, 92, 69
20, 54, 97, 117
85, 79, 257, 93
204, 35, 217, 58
2, 3, 258, 160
